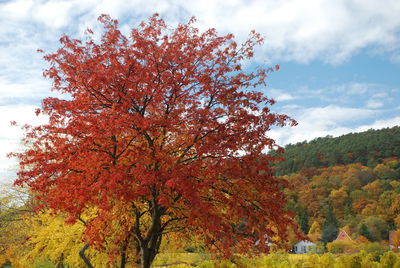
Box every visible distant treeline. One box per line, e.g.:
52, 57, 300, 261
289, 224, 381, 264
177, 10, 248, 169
273, 126, 400, 176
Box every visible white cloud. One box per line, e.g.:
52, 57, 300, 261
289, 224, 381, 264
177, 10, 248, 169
302, 105, 376, 122
0, 105, 48, 144
282, 104, 303, 110
0, 105, 49, 183
344, 83, 372, 95
170, 0, 400, 64
366, 100, 384, 109
269, 105, 379, 145
292, 82, 397, 110
2, 0, 398, 64
268, 88, 296, 102
353, 116, 400, 132
32, 1, 75, 28
372, 92, 388, 98
1, 0, 399, 78
276, 93, 295, 101
1, 0, 34, 19
0, 77, 54, 103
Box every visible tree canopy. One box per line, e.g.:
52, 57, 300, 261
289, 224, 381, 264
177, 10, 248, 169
12, 14, 296, 268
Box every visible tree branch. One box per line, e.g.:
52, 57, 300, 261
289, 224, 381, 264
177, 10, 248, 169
79, 244, 94, 268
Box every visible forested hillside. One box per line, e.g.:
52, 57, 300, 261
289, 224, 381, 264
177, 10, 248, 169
282, 157, 400, 245
274, 126, 400, 175
275, 126, 400, 245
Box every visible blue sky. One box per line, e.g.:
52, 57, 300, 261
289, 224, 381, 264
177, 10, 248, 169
0, 0, 399, 183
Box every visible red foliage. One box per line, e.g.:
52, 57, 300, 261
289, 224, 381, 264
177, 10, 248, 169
12, 14, 297, 263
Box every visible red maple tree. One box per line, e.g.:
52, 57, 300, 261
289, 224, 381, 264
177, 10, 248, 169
13, 14, 297, 268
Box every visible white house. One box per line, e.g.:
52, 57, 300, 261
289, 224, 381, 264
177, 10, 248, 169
293, 240, 316, 254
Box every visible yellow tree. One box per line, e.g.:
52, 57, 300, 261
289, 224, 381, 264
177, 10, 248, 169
394, 215, 400, 228
17, 208, 138, 267
390, 196, 400, 217
342, 166, 362, 191
329, 187, 348, 220
363, 181, 383, 200
307, 221, 321, 243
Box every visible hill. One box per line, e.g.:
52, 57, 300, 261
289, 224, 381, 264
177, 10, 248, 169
275, 126, 400, 244
283, 158, 400, 243
274, 126, 400, 176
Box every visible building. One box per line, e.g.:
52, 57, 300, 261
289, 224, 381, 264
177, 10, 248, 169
389, 230, 400, 252
335, 229, 352, 241
293, 240, 316, 254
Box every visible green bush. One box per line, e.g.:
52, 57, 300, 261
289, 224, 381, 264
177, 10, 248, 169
361, 242, 390, 261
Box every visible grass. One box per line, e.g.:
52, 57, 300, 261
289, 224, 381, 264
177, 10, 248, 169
153, 252, 211, 267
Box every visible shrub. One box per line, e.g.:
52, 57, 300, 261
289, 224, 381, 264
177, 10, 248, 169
327, 240, 359, 254
361, 242, 390, 261
302, 253, 335, 268
335, 254, 363, 268
380, 251, 400, 268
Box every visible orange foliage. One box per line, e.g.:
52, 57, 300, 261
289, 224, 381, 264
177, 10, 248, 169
390, 230, 400, 252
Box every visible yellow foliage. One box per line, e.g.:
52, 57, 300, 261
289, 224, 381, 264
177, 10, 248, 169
159, 231, 205, 253
395, 214, 400, 228
152, 251, 400, 268
153, 252, 210, 267
326, 240, 359, 254
0, 209, 125, 267
17, 210, 111, 267
307, 221, 321, 243
355, 235, 370, 243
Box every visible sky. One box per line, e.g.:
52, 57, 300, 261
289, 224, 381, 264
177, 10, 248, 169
0, 0, 399, 183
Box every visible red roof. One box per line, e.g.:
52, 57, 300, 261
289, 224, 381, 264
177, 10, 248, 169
335, 230, 352, 241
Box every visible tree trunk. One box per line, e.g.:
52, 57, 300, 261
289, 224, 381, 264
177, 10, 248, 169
140, 247, 156, 268
139, 229, 162, 268
120, 237, 129, 268
120, 248, 127, 268
79, 243, 94, 268
56, 253, 65, 268
137, 190, 165, 268
140, 248, 150, 268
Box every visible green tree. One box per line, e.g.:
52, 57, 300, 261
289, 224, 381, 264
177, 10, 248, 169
358, 224, 372, 241
321, 204, 338, 243
361, 216, 389, 242
321, 224, 338, 244
298, 210, 310, 234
